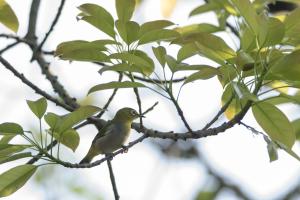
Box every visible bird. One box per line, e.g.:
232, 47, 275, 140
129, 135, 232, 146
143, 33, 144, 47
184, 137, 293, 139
79, 107, 143, 164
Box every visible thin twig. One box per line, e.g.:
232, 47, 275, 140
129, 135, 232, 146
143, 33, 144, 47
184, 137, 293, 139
0, 56, 73, 111
129, 74, 144, 129
37, 0, 66, 51
107, 158, 120, 200
0, 41, 19, 54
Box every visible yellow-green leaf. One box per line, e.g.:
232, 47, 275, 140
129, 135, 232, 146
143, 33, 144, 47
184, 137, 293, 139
152, 46, 167, 67
49, 129, 79, 152
88, 81, 145, 95
0, 122, 23, 135
78, 3, 115, 38
55, 40, 109, 62
116, 0, 135, 21
0, 165, 37, 197
184, 67, 220, 84
26, 98, 47, 119
138, 29, 179, 45
116, 20, 140, 45
0, 152, 32, 165
0, 0, 19, 32
189, 2, 221, 17
139, 20, 174, 36
252, 102, 295, 148
0, 144, 32, 157
175, 23, 221, 37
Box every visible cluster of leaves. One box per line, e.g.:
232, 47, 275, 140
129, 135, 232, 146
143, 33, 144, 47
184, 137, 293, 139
1, 0, 300, 197
0, 98, 101, 197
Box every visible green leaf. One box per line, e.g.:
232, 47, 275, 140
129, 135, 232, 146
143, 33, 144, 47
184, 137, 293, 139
55, 40, 109, 62
231, 0, 259, 35
231, 82, 258, 102
284, 7, 300, 45
48, 129, 79, 152
165, 55, 178, 73
240, 24, 256, 52
221, 84, 246, 120
267, 142, 278, 162
184, 67, 220, 84
269, 49, 300, 81
26, 97, 47, 119
0, 152, 32, 165
56, 106, 101, 134
0, 144, 32, 157
99, 63, 145, 75
109, 52, 154, 75
78, 3, 115, 38
258, 17, 285, 47
116, 0, 135, 21
44, 112, 62, 129
0, 164, 37, 197
189, 2, 221, 17
0, 123, 23, 135
0, 0, 19, 32
152, 46, 167, 67
139, 20, 174, 36
236, 51, 254, 71
174, 33, 236, 64
252, 102, 295, 148
0, 136, 15, 144
174, 64, 215, 72
115, 20, 140, 45
217, 64, 237, 88
138, 29, 180, 45
175, 23, 221, 37
292, 118, 300, 140
88, 81, 145, 95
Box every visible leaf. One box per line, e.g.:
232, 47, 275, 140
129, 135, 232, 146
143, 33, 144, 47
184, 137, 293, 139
26, 98, 47, 119
55, 40, 108, 62
174, 33, 236, 64
115, 20, 140, 45
252, 102, 295, 148
221, 84, 246, 120
88, 81, 145, 95
231, 82, 258, 102
0, 136, 15, 144
0, 165, 37, 197
184, 67, 220, 84
189, 2, 221, 17
0, 123, 23, 135
175, 23, 221, 37
174, 64, 215, 72
152, 46, 167, 67
44, 112, 62, 129
292, 118, 300, 140
116, 0, 135, 21
0, 0, 19, 32
236, 51, 254, 71
99, 63, 145, 75
165, 55, 178, 73
109, 52, 154, 75
139, 20, 174, 36
0, 152, 32, 165
231, 0, 259, 35
267, 142, 278, 162
0, 144, 32, 157
138, 29, 180, 45
284, 7, 300, 45
258, 17, 285, 47
217, 64, 237, 88
78, 3, 115, 38
48, 129, 79, 152
56, 106, 101, 134
269, 49, 300, 81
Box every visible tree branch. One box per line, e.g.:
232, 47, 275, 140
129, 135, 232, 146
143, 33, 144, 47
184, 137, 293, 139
107, 158, 120, 200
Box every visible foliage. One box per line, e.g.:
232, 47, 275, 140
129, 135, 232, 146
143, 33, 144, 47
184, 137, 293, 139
0, 0, 300, 198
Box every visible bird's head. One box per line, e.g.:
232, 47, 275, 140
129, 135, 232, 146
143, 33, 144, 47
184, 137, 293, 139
113, 107, 144, 122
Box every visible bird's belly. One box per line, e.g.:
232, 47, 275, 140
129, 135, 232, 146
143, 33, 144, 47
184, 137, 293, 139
96, 132, 129, 154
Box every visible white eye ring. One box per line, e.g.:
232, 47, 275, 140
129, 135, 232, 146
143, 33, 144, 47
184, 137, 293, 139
130, 110, 137, 115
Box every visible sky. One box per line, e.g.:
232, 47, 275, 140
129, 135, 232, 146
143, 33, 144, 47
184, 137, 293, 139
1, 0, 300, 200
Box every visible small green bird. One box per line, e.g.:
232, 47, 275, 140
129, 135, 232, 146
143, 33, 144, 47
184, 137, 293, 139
79, 107, 143, 164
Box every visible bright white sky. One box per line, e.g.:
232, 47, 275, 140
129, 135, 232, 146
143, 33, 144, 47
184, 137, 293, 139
1, 0, 300, 200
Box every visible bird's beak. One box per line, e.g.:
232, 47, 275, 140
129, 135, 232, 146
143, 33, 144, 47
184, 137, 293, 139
139, 114, 146, 118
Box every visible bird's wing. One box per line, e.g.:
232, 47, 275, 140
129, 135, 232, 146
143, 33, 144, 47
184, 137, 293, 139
92, 120, 113, 144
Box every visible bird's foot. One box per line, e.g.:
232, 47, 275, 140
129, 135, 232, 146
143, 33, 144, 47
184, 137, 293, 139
105, 153, 114, 161
121, 145, 129, 153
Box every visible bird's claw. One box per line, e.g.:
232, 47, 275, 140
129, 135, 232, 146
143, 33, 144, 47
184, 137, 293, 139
105, 153, 114, 161
121, 145, 129, 153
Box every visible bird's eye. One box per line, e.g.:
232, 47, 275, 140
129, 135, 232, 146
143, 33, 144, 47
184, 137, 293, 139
130, 110, 137, 116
